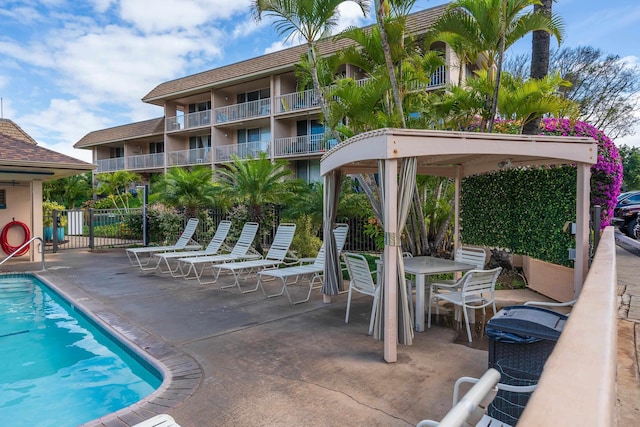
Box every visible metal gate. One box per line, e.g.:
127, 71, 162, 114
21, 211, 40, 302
45, 208, 143, 252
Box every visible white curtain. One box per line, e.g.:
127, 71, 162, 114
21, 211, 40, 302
373, 157, 417, 345
322, 169, 343, 296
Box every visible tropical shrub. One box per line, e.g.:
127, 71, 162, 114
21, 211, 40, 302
539, 118, 623, 227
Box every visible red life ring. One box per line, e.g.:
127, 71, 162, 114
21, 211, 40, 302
1, 220, 31, 256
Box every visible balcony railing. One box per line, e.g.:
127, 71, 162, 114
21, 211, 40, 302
167, 148, 211, 167
166, 110, 212, 132
429, 64, 446, 88
96, 157, 125, 173
214, 99, 270, 124
216, 141, 269, 162
273, 134, 338, 157
275, 88, 319, 114
128, 153, 165, 170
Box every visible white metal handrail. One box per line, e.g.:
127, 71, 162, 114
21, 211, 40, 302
0, 236, 45, 271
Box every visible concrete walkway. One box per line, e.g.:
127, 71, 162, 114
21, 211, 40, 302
614, 234, 640, 425
3, 240, 639, 426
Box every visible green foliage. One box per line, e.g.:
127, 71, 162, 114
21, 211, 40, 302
145, 203, 183, 245
461, 167, 576, 267
42, 201, 68, 227
619, 145, 640, 191
153, 166, 223, 218
95, 170, 141, 210
363, 217, 384, 251
288, 215, 322, 258
43, 172, 92, 208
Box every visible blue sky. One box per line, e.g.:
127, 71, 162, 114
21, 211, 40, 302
0, 0, 639, 163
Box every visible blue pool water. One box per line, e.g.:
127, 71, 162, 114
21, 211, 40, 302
0, 274, 161, 427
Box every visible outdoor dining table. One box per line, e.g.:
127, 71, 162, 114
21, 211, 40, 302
404, 256, 476, 332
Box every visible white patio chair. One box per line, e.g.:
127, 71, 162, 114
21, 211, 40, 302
416, 368, 536, 427
132, 414, 181, 427
126, 218, 200, 271
428, 267, 502, 343
153, 220, 232, 276
258, 224, 349, 304
427, 246, 488, 327
177, 222, 260, 284
343, 252, 381, 336
213, 223, 297, 293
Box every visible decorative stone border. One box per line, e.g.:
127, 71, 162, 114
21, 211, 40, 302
33, 273, 202, 427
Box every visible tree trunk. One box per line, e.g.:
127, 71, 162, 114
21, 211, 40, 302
308, 43, 342, 144
522, 0, 552, 135
376, 0, 406, 128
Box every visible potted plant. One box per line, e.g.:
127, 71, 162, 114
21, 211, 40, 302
43, 201, 67, 241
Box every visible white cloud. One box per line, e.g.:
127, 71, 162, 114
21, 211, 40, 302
119, 0, 251, 33
334, 2, 370, 32
264, 40, 296, 54
52, 24, 223, 106
18, 98, 106, 162
89, 0, 117, 14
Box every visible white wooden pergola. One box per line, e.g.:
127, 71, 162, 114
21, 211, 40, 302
320, 129, 596, 363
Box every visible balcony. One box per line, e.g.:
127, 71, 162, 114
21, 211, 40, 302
214, 99, 270, 124
166, 110, 212, 132
128, 153, 165, 170
167, 148, 211, 167
216, 141, 269, 162
273, 134, 338, 158
96, 157, 125, 173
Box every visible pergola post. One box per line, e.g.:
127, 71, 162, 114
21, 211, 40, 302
575, 163, 591, 296
383, 158, 398, 363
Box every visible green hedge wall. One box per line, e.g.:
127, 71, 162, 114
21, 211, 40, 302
461, 166, 576, 267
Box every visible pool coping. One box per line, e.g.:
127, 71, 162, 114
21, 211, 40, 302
27, 272, 203, 427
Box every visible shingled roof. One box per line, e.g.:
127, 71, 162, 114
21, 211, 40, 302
0, 119, 94, 180
74, 117, 165, 149
141, 3, 448, 104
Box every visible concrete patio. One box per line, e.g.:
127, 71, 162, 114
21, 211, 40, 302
3, 242, 638, 426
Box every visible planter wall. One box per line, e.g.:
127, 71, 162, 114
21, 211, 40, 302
523, 256, 574, 302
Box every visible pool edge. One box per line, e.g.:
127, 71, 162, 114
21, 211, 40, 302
29, 272, 203, 427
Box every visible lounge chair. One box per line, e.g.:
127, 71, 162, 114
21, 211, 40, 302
258, 223, 349, 304
132, 414, 181, 427
177, 222, 260, 284
213, 223, 297, 293
153, 220, 232, 276
126, 218, 200, 271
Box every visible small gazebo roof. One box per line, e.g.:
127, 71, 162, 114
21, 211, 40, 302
320, 128, 596, 177
319, 128, 597, 363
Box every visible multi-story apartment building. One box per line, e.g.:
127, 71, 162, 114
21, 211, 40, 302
75, 4, 463, 183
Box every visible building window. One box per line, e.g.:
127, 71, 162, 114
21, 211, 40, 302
110, 147, 124, 158
188, 101, 211, 113
189, 135, 211, 163
296, 160, 321, 183
149, 142, 164, 154
237, 88, 270, 104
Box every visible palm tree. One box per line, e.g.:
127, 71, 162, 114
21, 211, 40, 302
153, 166, 222, 219
251, 0, 369, 143
428, 0, 564, 132
373, 0, 419, 129
95, 170, 141, 211
522, 0, 554, 134
216, 152, 303, 252
496, 70, 577, 131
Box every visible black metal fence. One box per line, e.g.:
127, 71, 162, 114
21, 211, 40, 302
44, 208, 378, 254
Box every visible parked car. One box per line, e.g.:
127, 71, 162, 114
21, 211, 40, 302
612, 202, 640, 238
617, 191, 640, 207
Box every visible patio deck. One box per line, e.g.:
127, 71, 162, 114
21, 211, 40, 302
2, 242, 638, 426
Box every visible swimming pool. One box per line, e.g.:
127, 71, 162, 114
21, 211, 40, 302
0, 274, 162, 427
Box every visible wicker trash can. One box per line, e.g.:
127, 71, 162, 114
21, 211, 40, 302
486, 305, 568, 425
